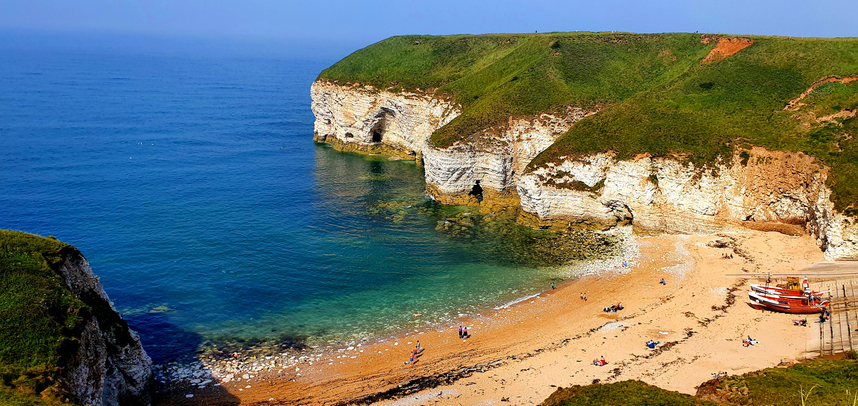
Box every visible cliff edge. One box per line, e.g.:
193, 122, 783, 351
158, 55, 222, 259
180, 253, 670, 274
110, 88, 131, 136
311, 32, 858, 260
0, 230, 152, 406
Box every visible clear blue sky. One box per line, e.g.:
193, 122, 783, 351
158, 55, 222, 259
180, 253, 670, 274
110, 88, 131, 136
1, 0, 855, 57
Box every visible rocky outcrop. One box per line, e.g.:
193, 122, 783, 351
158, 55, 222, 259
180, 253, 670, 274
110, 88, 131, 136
424, 108, 595, 205
310, 83, 858, 260
311, 80, 595, 205
311, 80, 461, 160
518, 148, 858, 260
57, 248, 153, 406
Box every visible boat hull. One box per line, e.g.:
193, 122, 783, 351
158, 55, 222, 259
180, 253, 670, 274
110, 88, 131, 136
748, 291, 827, 314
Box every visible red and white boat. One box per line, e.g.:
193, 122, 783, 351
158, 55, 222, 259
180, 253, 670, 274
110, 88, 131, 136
750, 284, 826, 300
748, 291, 828, 314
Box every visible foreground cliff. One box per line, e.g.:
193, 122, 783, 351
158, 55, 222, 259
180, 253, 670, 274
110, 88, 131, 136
311, 32, 858, 260
0, 230, 152, 406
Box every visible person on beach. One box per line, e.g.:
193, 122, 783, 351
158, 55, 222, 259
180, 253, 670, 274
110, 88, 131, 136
416, 340, 421, 352
458, 326, 463, 339
580, 292, 584, 300
463, 327, 469, 339
660, 278, 666, 285
552, 282, 555, 290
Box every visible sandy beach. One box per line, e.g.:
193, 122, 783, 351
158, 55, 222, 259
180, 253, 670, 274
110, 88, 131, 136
157, 229, 826, 405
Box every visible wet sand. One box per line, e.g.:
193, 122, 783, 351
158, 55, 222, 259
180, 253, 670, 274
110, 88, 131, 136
158, 230, 825, 405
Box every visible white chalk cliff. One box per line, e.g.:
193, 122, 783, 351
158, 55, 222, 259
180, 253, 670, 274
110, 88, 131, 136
311, 81, 460, 160
311, 80, 858, 260
58, 248, 153, 406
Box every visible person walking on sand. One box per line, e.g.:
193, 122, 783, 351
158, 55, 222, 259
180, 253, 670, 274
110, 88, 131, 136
458, 326, 463, 339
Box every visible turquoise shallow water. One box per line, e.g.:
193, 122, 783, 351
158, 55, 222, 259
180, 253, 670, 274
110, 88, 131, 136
0, 44, 601, 362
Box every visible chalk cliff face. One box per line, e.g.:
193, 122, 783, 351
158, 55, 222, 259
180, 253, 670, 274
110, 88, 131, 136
310, 82, 858, 260
311, 80, 594, 205
423, 109, 594, 205
57, 248, 153, 406
518, 149, 858, 260
311, 80, 461, 160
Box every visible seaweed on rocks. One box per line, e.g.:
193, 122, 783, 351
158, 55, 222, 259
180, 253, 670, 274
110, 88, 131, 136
433, 209, 622, 267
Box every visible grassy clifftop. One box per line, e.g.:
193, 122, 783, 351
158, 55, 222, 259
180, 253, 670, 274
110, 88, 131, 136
0, 230, 89, 405
539, 358, 858, 406
318, 32, 858, 212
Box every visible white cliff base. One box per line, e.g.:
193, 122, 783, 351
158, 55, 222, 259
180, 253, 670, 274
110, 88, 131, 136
518, 149, 858, 260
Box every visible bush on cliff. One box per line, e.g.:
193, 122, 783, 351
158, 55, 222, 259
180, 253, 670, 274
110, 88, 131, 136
0, 230, 90, 405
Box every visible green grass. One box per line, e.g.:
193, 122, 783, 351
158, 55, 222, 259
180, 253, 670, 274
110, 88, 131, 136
0, 230, 89, 404
538, 359, 858, 406
540, 380, 713, 406
717, 359, 858, 405
321, 32, 710, 147
318, 32, 858, 212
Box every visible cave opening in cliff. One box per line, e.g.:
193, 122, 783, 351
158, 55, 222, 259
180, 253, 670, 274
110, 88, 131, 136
371, 108, 396, 144
370, 120, 384, 143
469, 180, 483, 202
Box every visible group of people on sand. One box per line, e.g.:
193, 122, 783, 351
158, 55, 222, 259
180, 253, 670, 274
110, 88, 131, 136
458, 326, 470, 339
592, 356, 607, 366
579, 292, 588, 301
646, 340, 659, 349
742, 335, 759, 347
603, 302, 624, 313
404, 341, 423, 365
721, 253, 734, 259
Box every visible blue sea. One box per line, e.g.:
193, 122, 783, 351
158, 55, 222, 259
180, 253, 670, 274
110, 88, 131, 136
0, 35, 597, 363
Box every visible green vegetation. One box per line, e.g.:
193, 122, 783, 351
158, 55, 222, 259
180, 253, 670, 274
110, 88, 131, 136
0, 230, 87, 405
539, 359, 858, 406
318, 32, 858, 212
540, 380, 713, 406
714, 359, 858, 405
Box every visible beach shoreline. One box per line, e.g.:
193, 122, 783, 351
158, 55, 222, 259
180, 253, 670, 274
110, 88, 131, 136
155, 229, 825, 405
